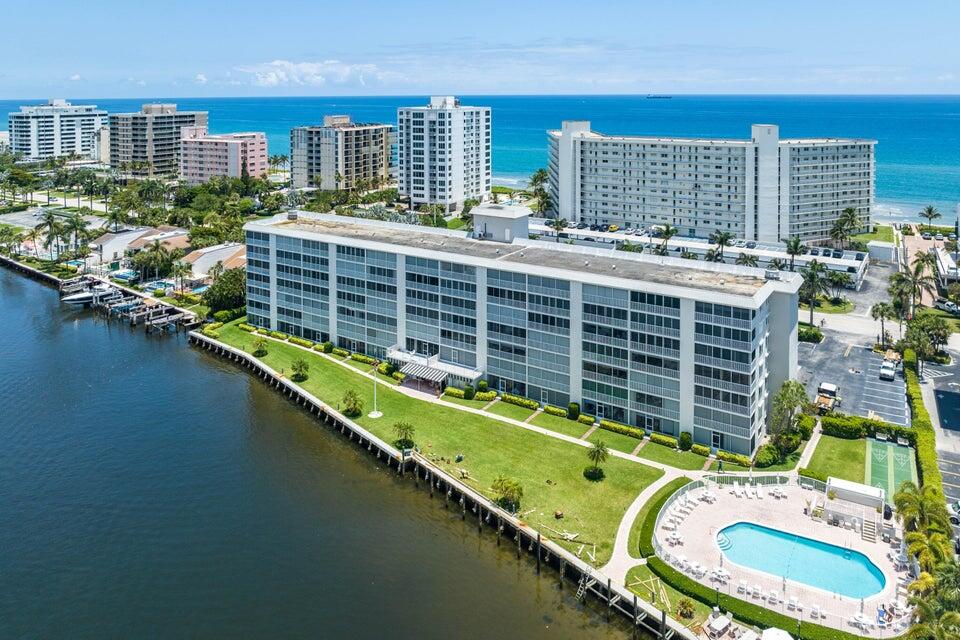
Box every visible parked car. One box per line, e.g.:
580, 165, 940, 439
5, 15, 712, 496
809, 248, 820, 256
936, 234, 944, 241
950, 233, 957, 240
948, 499, 960, 526
832, 250, 843, 258
856, 253, 865, 261
600, 224, 610, 232
608, 224, 619, 232
576, 222, 588, 229
879, 362, 897, 381
745, 241, 757, 249
922, 233, 933, 240
935, 298, 959, 314
734, 240, 746, 247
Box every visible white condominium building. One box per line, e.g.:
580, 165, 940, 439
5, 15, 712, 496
548, 121, 875, 244
244, 206, 800, 456
109, 104, 208, 177
290, 115, 392, 191
397, 96, 491, 213
7, 99, 106, 160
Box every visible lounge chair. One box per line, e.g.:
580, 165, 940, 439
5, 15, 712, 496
737, 580, 747, 594
788, 597, 803, 611
768, 590, 780, 604
811, 605, 822, 619
752, 585, 762, 598
755, 486, 763, 500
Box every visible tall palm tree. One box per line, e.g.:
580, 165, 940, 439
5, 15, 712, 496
209, 260, 225, 282
785, 236, 804, 272
871, 302, 895, 347
659, 224, 678, 255
894, 481, 952, 533
899, 261, 938, 314
709, 230, 734, 262
906, 595, 960, 640
170, 260, 191, 292
906, 528, 954, 574
144, 240, 171, 280
548, 217, 566, 242
920, 205, 942, 231
22, 227, 41, 259
768, 257, 787, 271
800, 260, 829, 325
65, 212, 89, 253
735, 253, 758, 267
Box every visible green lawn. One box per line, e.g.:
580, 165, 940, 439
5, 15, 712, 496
441, 394, 490, 409
708, 440, 808, 473
486, 400, 537, 422
586, 429, 640, 454
805, 435, 865, 483
800, 295, 854, 314
917, 307, 960, 333
446, 217, 468, 230
626, 477, 691, 558
626, 563, 710, 630
530, 412, 591, 438
852, 224, 894, 244
636, 442, 708, 471
708, 459, 751, 473
217, 319, 664, 564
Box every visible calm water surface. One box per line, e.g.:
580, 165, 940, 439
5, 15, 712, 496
0, 268, 631, 639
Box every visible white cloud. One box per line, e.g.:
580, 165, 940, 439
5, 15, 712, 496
235, 59, 401, 87
194, 73, 208, 85
69, 74, 81, 81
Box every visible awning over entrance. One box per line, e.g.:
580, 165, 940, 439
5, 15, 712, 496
400, 362, 448, 384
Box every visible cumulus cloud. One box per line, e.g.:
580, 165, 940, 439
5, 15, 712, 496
235, 59, 400, 87
69, 74, 81, 81
194, 73, 208, 85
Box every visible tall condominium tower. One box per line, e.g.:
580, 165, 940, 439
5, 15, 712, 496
7, 99, 106, 160
109, 104, 208, 177
397, 96, 491, 213
548, 121, 875, 244
290, 115, 392, 190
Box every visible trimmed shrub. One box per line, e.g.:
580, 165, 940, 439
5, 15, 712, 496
350, 352, 377, 365
501, 393, 539, 410
797, 413, 815, 440
289, 336, 314, 348
376, 362, 394, 376
212, 307, 245, 323
201, 321, 223, 338
904, 350, 944, 494
717, 450, 752, 467
269, 330, 289, 340
477, 380, 488, 393
255, 328, 269, 335
463, 384, 475, 400
153, 288, 166, 297
567, 402, 580, 420
474, 390, 497, 402
577, 414, 595, 426
320, 341, 334, 353
753, 443, 780, 468
691, 443, 711, 457
331, 347, 350, 358
444, 387, 466, 399
543, 404, 568, 418
649, 433, 678, 448
238, 323, 256, 333
678, 432, 693, 451
391, 372, 406, 383
799, 467, 828, 482
638, 478, 692, 557
798, 324, 824, 343
599, 419, 644, 440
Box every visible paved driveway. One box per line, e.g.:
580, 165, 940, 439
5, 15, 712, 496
799, 337, 908, 426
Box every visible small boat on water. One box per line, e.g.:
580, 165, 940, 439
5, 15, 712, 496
61, 284, 114, 305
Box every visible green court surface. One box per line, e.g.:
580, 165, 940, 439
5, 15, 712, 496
865, 438, 917, 497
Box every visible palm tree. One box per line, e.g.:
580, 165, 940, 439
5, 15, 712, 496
830, 218, 852, 250
105, 205, 128, 232
65, 212, 89, 253
22, 227, 41, 259
735, 253, 758, 267
920, 205, 942, 231
800, 260, 829, 325
768, 258, 787, 271
894, 482, 952, 533
900, 261, 938, 314
907, 528, 954, 574
785, 236, 804, 272
872, 302, 895, 347
587, 440, 609, 475
529, 168, 550, 214
170, 260, 191, 292
392, 421, 415, 448
548, 217, 566, 242
709, 230, 734, 262
209, 260, 225, 282
680, 250, 698, 260
906, 594, 960, 640
659, 224, 678, 255
144, 240, 171, 280
491, 474, 523, 512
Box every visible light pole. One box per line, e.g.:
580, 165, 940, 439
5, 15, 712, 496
368, 359, 383, 418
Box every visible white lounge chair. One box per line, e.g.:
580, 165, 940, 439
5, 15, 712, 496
811, 605, 822, 619
737, 580, 747, 594
752, 585, 762, 598
768, 590, 780, 604
788, 597, 803, 611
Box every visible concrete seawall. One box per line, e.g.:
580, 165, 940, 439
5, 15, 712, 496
188, 330, 697, 640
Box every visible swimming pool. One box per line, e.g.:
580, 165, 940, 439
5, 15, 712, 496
717, 522, 885, 599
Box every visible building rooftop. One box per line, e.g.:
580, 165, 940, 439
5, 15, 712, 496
472, 202, 532, 220
257, 213, 800, 299
548, 126, 876, 146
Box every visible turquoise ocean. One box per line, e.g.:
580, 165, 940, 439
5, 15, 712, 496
3, 95, 959, 223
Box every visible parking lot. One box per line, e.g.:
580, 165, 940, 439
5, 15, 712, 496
798, 337, 909, 426
939, 450, 960, 536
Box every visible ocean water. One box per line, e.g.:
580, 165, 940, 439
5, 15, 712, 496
3, 95, 959, 220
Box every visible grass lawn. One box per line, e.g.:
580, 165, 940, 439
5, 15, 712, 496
340, 359, 400, 385
626, 477, 691, 557
530, 412, 591, 439
441, 394, 490, 409
917, 307, 960, 333
586, 428, 640, 454
217, 319, 664, 564
486, 400, 537, 422
446, 217, 467, 230
852, 224, 894, 244
636, 442, 708, 471
708, 440, 808, 473
708, 460, 751, 473
626, 563, 710, 630
805, 435, 865, 483
158, 296, 210, 318
800, 295, 854, 314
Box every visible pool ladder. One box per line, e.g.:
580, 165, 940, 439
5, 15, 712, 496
717, 533, 732, 551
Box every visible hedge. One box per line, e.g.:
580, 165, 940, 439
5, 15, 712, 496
331, 347, 350, 357
391, 372, 406, 382
202, 321, 224, 338
0, 203, 30, 214
797, 414, 815, 440
350, 353, 377, 365
798, 324, 824, 343
444, 387, 466, 399
474, 390, 497, 402
577, 414, 595, 425
638, 478, 691, 557
599, 419, 644, 439
543, 404, 568, 418
649, 433, 678, 448
238, 323, 256, 333
269, 331, 289, 340
798, 467, 828, 482
717, 450, 752, 467
255, 328, 269, 335
904, 350, 944, 495
212, 307, 245, 323
819, 414, 916, 445
377, 362, 394, 376
645, 557, 865, 640
501, 393, 539, 410
690, 444, 711, 457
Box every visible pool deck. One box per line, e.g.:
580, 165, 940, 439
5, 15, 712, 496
656, 483, 911, 637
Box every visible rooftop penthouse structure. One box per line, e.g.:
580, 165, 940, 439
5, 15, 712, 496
244, 206, 801, 456
548, 121, 876, 244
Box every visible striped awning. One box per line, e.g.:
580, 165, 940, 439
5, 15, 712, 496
400, 362, 448, 384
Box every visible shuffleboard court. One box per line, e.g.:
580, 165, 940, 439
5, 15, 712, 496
865, 438, 918, 498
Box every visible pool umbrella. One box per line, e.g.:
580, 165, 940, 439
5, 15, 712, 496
761, 628, 793, 640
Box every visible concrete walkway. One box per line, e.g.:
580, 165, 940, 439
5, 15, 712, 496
797, 423, 822, 468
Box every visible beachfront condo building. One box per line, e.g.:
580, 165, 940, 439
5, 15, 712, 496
109, 104, 208, 177
397, 96, 491, 213
180, 127, 268, 185
290, 116, 392, 191
243, 205, 800, 456
547, 121, 875, 244
7, 99, 106, 161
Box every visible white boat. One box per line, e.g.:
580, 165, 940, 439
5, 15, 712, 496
61, 284, 114, 305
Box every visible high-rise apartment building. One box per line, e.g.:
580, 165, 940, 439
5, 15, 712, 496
290, 115, 392, 191
180, 127, 268, 185
243, 206, 800, 456
109, 104, 208, 177
7, 99, 106, 160
397, 96, 491, 213
548, 121, 875, 244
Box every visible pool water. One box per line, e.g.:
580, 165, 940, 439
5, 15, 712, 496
717, 522, 886, 599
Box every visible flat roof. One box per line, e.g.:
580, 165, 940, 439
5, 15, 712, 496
255, 213, 801, 299
548, 129, 876, 146
472, 203, 532, 219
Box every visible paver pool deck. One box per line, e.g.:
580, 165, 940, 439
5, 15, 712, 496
656, 483, 911, 637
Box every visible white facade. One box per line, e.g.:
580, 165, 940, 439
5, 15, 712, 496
548, 122, 875, 244
7, 99, 106, 160
397, 96, 491, 212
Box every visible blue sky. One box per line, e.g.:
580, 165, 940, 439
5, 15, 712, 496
4, 0, 959, 98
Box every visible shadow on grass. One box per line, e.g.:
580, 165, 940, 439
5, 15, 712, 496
582, 467, 606, 482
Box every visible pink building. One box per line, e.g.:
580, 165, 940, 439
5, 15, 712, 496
179, 127, 268, 185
